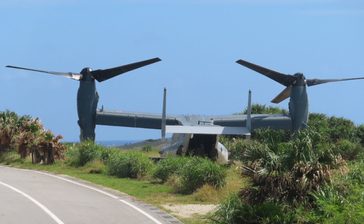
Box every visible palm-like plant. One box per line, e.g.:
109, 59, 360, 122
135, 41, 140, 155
0, 111, 66, 164
0, 111, 20, 151
241, 128, 342, 204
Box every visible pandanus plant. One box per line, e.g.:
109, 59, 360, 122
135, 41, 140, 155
0, 111, 65, 164
0, 111, 20, 151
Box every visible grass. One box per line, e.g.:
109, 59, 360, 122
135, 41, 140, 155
0, 152, 246, 224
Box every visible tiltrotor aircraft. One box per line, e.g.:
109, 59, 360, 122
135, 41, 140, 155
6, 59, 364, 164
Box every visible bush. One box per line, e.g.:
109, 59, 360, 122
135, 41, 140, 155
0, 151, 23, 165
66, 141, 103, 167
153, 157, 227, 193
334, 140, 363, 161
0, 111, 65, 163
193, 184, 220, 202
308, 114, 358, 143
179, 157, 226, 193
82, 160, 106, 174
356, 125, 364, 146
210, 194, 295, 224
107, 151, 153, 179
307, 168, 364, 224
153, 156, 189, 182
252, 128, 290, 150
99, 147, 118, 163
308, 113, 330, 140
240, 129, 341, 204
328, 117, 357, 142
243, 104, 288, 115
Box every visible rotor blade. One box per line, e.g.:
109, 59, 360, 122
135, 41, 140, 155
236, 59, 296, 86
306, 77, 364, 86
91, 57, 161, 82
6, 65, 82, 80
271, 86, 292, 104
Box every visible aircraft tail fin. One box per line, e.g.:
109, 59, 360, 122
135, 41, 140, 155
161, 88, 167, 140
247, 90, 252, 132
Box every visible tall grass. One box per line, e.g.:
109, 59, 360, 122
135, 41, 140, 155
153, 156, 189, 182
66, 141, 104, 167
153, 156, 227, 193
179, 157, 226, 194
107, 151, 153, 179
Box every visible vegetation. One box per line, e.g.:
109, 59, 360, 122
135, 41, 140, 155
178, 157, 226, 193
0, 111, 65, 164
242, 104, 288, 115
153, 156, 190, 182
153, 156, 226, 193
107, 151, 153, 179
66, 141, 105, 167
212, 106, 364, 224
2, 108, 364, 223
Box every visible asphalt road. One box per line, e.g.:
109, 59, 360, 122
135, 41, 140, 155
0, 166, 181, 224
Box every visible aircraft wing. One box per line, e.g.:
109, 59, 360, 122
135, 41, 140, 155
96, 110, 291, 133
210, 114, 292, 130
166, 125, 250, 135
96, 110, 181, 129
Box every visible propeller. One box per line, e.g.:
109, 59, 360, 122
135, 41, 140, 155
271, 86, 292, 104
236, 59, 364, 103
306, 77, 364, 87
90, 57, 161, 82
6, 57, 161, 82
5, 65, 82, 80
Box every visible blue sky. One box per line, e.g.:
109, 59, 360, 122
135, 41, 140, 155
1, 0, 363, 141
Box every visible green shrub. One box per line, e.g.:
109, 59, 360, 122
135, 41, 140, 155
210, 194, 295, 224
153, 156, 189, 182
252, 128, 290, 150
328, 117, 357, 142
99, 147, 118, 163
334, 140, 363, 161
107, 151, 153, 179
210, 194, 245, 224
308, 185, 364, 223
66, 141, 103, 167
308, 113, 330, 139
292, 162, 364, 223
64, 144, 80, 166
240, 129, 339, 204
243, 104, 288, 115
356, 124, 364, 146
82, 160, 106, 174
347, 161, 364, 184
0, 151, 23, 165
309, 114, 358, 143
221, 138, 264, 162
179, 157, 226, 193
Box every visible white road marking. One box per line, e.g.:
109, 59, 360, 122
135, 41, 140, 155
0, 166, 164, 224
119, 199, 164, 224
33, 170, 163, 224
0, 180, 64, 224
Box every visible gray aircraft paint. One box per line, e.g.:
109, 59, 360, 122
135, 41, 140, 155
289, 85, 308, 131
77, 68, 98, 141
236, 59, 364, 132
6, 57, 161, 142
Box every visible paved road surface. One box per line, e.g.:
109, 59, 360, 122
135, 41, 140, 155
0, 166, 181, 224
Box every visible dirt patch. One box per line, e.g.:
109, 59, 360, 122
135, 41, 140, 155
162, 204, 217, 218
